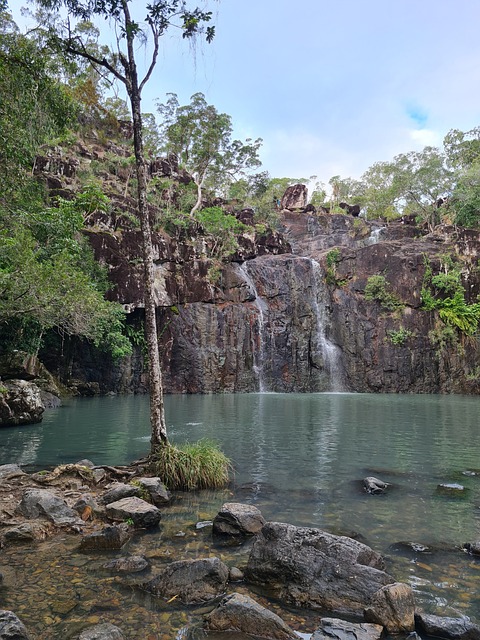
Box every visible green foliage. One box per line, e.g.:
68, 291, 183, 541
195, 206, 248, 260
421, 256, 480, 336
387, 327, 414, 345
364, 275, 401, 311
157, 92, 262, 213
151, 439, 231, 491
325, 248, 346, 286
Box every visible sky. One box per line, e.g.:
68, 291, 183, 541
11, 0, 480, 187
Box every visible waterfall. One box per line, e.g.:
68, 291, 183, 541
365, 225, 386, 246
238, 262, 269, 392
307, 258, 345, 392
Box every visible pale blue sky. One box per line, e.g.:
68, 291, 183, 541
12, 0, 480, 185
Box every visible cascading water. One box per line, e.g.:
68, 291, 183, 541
307, 258, 345, 392
238, 262, 269, 392
365, 225, 386, 246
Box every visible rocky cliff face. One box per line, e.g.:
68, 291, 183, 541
33, 143, 480, 396
60, 209, 480, 396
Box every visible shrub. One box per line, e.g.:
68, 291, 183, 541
152, 439, 232, 491
364, 275, 401, 311
387, 327, 414, 345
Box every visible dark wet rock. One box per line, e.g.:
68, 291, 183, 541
204, 592, 300, 639
105, 497, 161, 528
363, 477, 388, 494
78, 622, 124, 639
463, 541, 480, 556
364, 582, 415, 633
311, 617, 384, 640
0, 380, 44, 426
79, 526, 130, 551
73, 494, 103, 517
388, 541, 431, 555
245, 522, 393, 616
17, 488, 82, 526
415, 613, 480, 640
0, 609, 31, 639
2, 523, 48, 544
0, 464, 25, 480
135, 477, 171, 505
100, 483, 140, 505
213, 502, 265, 537
103, 555, 148, 573
143, 557, 229, 604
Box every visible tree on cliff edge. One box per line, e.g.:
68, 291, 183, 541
32, 0, 215, 452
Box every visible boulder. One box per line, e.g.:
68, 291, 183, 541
135, 477, 171, 505
245, 522, 394, 616
463, 541, 480, 556
79, 526, 130, 551
0, 380, 44, 426
2, 523, 48, 544
105, 497, 161, 528
363, 477, 388, 495
312, 617, 384, 640
415, 613, 480, 640
143, 557, 229, 604
0, 464, 25, 480
364, 582, 415, 633
0, 610, 31, 639
100, 483, 140, 505
103, 555, 149, 573
213, 502, 265, 536
17, 488, 82, 526
281, 184, 308, 211
0, 351, 42, 380
205, 592, 300, 639
78, 623, 124, 639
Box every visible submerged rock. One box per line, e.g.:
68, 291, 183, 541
103, 555, 149, 573
78, 622, 124, 639
246, 522, 394, 616
143, 557, 229, 604
205, 592, 300, 639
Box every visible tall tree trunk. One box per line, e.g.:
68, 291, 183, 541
125, 17, 168, 451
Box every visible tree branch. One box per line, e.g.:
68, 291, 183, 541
139, 19, 159, 94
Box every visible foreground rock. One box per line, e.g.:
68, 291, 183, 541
205, 592, 300, 639
415, 613, 480, 640
0, 380, 44, 426
312, 617, 383, 640
79, 525, 130, 551
135, 477, 171, 505
105, 496, 161, 528
78, 623, 124, 639
246, 522, 394, 616
0, 610, 31, 639
143, 557, 229, 604
213, 502, 265, 537
364, 582, 415, 633
18, 488, 83, 526
0, 464, 26, 480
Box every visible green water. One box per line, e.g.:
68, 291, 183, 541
2, 392, 480, 637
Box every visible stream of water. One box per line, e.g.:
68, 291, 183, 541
1, 392, 480, 638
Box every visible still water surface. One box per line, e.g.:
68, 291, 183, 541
2, 392, 480, 636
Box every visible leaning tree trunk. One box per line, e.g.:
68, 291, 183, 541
126, 31, 168, 451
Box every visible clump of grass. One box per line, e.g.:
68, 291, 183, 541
152, 439, 232, 491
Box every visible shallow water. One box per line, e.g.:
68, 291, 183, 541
2, 392, 480, 638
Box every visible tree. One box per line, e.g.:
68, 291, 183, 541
33, 0, 215, 452
157, 92, 262, 214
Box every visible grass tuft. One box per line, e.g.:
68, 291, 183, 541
152, 439, 232, 491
